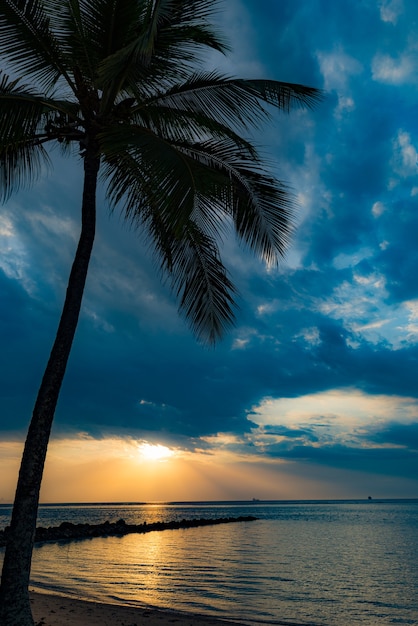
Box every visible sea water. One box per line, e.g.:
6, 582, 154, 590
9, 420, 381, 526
1, 500, 417, 625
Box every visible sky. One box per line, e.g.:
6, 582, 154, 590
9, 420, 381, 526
1, 0, 418, 503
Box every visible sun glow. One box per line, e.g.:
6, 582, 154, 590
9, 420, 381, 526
138, 442, 174, 462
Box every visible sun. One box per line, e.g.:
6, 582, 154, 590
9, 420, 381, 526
138, 442, 174, 462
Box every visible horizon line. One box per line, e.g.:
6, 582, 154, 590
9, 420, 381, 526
1, 497, 418, 507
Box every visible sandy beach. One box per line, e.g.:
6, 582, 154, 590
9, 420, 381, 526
30, 590, 248, 626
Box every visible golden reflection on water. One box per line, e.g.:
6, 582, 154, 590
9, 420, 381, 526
3, 503, 418, 625
30, 522, 257, 613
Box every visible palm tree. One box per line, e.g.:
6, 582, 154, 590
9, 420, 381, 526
0, 0, 321, 623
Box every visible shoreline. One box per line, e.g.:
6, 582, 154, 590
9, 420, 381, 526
30, 590, 250, 626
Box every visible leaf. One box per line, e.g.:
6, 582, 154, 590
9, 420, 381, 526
147, 71, 322, 133
0, 0, 74, 91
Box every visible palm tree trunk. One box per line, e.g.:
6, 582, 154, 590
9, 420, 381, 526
0, 150, 100, 626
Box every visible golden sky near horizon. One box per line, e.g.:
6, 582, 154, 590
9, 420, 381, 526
1, 436, 415, 503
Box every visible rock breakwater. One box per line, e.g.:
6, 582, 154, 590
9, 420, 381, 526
0, 515, 257, 547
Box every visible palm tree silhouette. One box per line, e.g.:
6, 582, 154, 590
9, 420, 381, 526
0, 0, 321, 623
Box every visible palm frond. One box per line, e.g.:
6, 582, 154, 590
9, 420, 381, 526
105, 150, 228, 249
236, 79, 323, 111
141, 0, 229, 61
170, 225, 237, 345
101, 142, 236, 344
0, 74, 82, 140
0, 141, 51, 202
100, 124, 203, 233
96, 0, 228, 100
0, 73, 82, 199
129, 104, 258, 158
156, 0, 224, 24
62, 0, 142, 87
101, 116, 295, 264
51, 0, 97, 84
175, 138, 295, 265
0, 0, 74, 92
230, 168, 295, 263
145, 72, 322, 133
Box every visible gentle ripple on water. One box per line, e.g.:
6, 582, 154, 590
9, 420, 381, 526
1, 501, 418, 625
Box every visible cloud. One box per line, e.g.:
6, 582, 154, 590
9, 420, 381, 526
378, 0, 405, 24
250, 389, 418, 431
3, 0, 418, 499
372, 201, 386, 218
317, 48, 363, 92
391, 130, 418, 177
371, 421, 418, 448
240, 389, 418, 478
372, 52, 417, 84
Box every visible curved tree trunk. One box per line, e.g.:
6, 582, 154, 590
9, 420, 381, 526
0, 151, 100, 626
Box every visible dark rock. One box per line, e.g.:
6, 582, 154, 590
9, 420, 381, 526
0, 516, 258, 547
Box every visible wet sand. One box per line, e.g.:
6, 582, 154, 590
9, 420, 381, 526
30, 590, 248, 626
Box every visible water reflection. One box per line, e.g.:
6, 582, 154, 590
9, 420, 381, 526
24, 513, 418, 625
1, 502, 418, 625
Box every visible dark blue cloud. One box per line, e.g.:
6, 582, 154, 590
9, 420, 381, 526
370, 422, 418, 450
266, 443, 418, 480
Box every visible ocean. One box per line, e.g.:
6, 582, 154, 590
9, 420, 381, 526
1, 500, 417, 625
